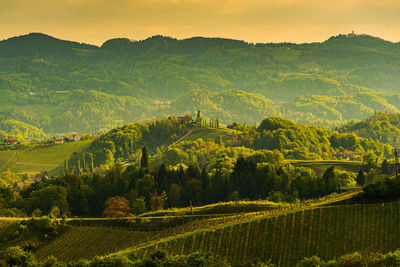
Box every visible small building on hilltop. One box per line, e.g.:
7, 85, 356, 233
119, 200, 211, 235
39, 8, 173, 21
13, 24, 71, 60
71, 133, 80, 142
177, 116, 192, 124
33, 173, 47, 182
4, 138, 18, 145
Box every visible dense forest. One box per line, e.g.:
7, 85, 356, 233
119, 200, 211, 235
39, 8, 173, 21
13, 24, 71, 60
339, 112, 400, 147
0, 115, 395, 218
2, 33, 400, 137
66, 116, 392, 174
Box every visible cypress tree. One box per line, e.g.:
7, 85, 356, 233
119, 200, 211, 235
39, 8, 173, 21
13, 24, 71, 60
81, 154, 86, 172
141, 146, 149, 170
77, 159, 81, 176
89, 153, 94, 173
64, 159, 68, 174
196, 110, 201, 125
130, 139, 134, 154
357, 170, 365, 186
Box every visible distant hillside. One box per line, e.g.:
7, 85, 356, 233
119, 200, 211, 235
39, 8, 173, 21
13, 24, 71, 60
2, 33, 400, 133
170, 89, 274, 124
0, 141, 92, 177
339, 112, 400, 147
0, 119, 47, 142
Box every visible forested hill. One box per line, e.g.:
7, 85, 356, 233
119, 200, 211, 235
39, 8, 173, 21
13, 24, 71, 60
339, 112, 400, 146
66, 116, 392, 175
2, 32, 400, 135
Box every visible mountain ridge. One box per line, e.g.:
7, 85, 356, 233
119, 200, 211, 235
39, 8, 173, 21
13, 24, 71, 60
2, 32, 399, 51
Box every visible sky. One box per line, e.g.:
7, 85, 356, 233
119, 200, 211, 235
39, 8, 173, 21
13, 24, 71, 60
1, 0, 400, 45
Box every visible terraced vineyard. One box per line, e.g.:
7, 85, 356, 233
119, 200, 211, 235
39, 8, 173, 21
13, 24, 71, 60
0, 150, 17, 172
35, 227, 157, 262
0, 218, 19, 233
122, 202, 400, 266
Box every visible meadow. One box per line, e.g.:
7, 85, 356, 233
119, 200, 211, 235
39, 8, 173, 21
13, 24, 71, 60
0, 140, 92, 176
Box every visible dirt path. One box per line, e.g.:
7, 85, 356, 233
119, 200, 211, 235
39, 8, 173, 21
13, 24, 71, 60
15, 162, 61, 167
168, 130, 194, 147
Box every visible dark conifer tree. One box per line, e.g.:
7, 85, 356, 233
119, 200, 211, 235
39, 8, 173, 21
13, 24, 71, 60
322, 166, 337, 193
140, 146, 149, 170
357, 170, 366, 186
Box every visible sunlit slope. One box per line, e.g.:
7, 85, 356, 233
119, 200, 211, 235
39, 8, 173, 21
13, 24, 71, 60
35, 227, 155, 262
0, 140, 92, 175
122, 202, 400, 267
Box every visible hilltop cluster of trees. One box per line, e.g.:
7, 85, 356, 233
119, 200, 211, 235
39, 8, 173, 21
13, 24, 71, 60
228, 117, 392, 160
66, 117, 190, 174
66, 116, 392, 174
339, 112, 400, 147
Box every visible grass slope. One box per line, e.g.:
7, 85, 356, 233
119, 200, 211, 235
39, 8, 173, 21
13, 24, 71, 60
0, 150, 17, 172
120, 201, 399, 266
0, 140, 92, 176
177, 127, 240, 143
287, 160, 363, 173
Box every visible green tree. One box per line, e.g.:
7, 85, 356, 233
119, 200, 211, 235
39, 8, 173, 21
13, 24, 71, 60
322, 166, 339, 193
64, 159, 69, 174
88, 153, 94, 173
81, 154, 86, 172
132, 197, 147, 215
356, 170, 366, 186
196, 110, 201, 125
141, 146, 149, 170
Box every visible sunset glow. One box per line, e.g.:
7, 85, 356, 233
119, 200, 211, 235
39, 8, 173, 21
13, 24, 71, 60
1, 0, 400, 44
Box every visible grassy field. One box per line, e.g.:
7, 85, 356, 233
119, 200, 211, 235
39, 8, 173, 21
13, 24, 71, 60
0, 140, 92, 176
286, 160, 363, 173
0, 150, 17, 172
116, 201, 399, 266
178, 127, 239, 143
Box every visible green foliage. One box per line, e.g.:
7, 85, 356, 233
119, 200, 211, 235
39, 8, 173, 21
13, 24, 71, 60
3, 33, 400, 133
297, 250, 400, 267
339, 112, 400, 146
0, 246, 35, 267
0, 119, 47, 142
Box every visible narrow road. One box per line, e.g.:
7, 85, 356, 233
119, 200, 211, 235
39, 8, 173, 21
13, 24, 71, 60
15, 162, 61, 167
168, 130, 194, 148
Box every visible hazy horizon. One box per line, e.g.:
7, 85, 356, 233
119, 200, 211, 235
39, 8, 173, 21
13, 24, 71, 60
2, 0, 400, 45
1, 30, 398, 47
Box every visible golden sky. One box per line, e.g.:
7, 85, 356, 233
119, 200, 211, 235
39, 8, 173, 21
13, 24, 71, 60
1, 0, 400, 45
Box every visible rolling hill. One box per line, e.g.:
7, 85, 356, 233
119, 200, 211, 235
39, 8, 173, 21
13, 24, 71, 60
4, 192, 399, 267
0, 140, 92, 177
116, 200, 400, 266
2, 33, 400, 133
339, 112, 400, 147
